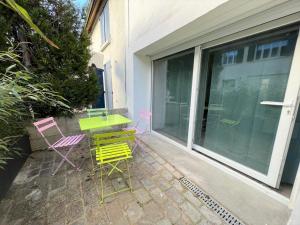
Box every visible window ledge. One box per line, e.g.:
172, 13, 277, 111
100, 39, 111, 51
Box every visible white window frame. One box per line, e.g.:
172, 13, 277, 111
100, 2, 110, 50
192, 27, 300, 189
103, 62, 113, 109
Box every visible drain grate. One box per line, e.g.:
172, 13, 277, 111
179, 177, 245, 225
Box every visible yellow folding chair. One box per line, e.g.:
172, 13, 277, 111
93, 130, 135, 203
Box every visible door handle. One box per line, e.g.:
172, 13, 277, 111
260, 101, 293, 107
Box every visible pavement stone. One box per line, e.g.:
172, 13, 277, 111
46, 200, 66, 224
163, 200, 181, 223
69, 217, 85, 225
144, 155, 156, 164
133, 188, 152, 204
184, 190, 203, 207
50, 174, 66, 191
116, 191, 136, 208
180, 201, 202, 223
171, 179, 185, 192
174, 213, 193, 225
106, 200, 128, 225
154, 176, 172, 191
112, 177, 127, 190
126, 201, 144, 224
0, 144, 227, 225
165, 187, 185, 204
149, 187, 167, 204
130, 177, 143, 189
85, 203, 109, 225
0, 199, 12, 224
200, 206, 223, 225
161, 170, 173, 181
141, 177, 155, 190
173, 170, 183, 179
156, 156, 166, 165
157, 218, 172, 225
151, 162, 163, 172
164, 163, 175, 172
65, 200, 84, 224
142, 200, 164, 223
197, 218, 215, 225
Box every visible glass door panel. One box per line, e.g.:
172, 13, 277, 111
153, 50, 194, 144
194, 29, 298, 177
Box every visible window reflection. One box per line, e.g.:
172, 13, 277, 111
153, 50, 194, 144
195, 30, 298, 174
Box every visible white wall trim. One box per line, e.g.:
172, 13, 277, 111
100, 39, 111, 52
151, 130, 187, 152
187, 46, 201, 150
193, 145, 272, 186
290, 164, 300, 208
150, 12, 300, 60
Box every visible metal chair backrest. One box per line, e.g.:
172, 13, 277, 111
33, 117, 64, 147
135, 110, 152, 129
87, 108, 109, 118
93, 130, 136, 149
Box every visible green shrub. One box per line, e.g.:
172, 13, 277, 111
0, 0, 100, 117
0, 46, 69, 168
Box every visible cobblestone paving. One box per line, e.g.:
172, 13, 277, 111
0, 142, 225, 225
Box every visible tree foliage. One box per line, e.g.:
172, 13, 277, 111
0, 0, 100, 117
0, 0, 99, 168
0, 46, 70, 168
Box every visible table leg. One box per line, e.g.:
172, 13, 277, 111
87, 133, 96, 176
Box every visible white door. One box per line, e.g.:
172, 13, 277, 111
193, 27, 300, 188
103, 62, 113, 109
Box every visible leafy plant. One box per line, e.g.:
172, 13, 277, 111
0, 46, 69, 169
0, 0, 70, 169
0, 0, 59, 48
0, 0, 100, 117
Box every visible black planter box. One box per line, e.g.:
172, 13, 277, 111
0, 135, 32, 200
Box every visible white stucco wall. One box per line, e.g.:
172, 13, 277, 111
125, 0, 300, 123
126, 0, 230, 122
128, 0, 228, 50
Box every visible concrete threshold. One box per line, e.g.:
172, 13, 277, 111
141, 134, 291, 225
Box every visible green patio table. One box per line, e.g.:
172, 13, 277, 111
79, 114, 132, 174
79, 114, 132, 131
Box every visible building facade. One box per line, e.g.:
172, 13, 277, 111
87, 0, 127, 109
86, 0, 300, 222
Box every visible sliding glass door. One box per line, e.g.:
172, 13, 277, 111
152, 50, 194, 144
194, 27, 300, 187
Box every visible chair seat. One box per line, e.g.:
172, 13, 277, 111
96, 143, 132, 164
90, 126, 113, 134
52, 134, 85, 148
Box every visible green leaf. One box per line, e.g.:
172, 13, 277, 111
11, 88, 22, 100
2, 0, 59, 49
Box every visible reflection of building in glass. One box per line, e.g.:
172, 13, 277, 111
196, 32, 297, 174
221, 39, 291, 66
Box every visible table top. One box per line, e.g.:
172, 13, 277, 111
79, 114, 132, 131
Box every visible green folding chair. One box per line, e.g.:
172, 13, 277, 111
87, 108, 109, 118
86, 108, 111, 173
93, 130, 135, 203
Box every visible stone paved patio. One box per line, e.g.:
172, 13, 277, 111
0, 140, 225, 225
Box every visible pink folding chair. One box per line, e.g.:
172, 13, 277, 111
123, 110, 152, 153
33, 117, 86, 175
